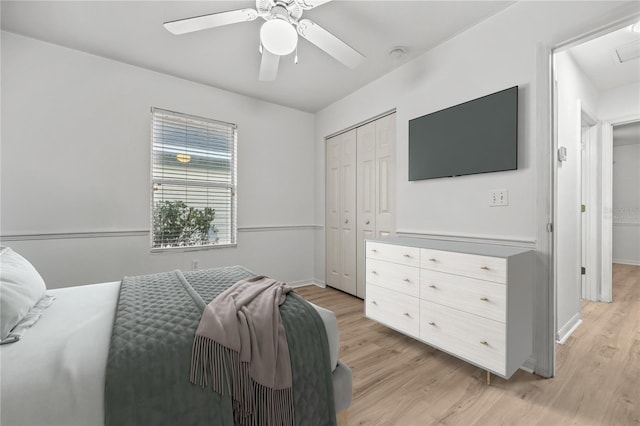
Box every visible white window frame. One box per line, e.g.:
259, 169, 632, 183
150, 107, 237, 252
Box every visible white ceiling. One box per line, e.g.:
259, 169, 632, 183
569, 24, 640, 92
0, 0, 515, 112
570, 23, 640, 148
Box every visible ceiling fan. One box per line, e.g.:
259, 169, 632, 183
164, 0, 365, 81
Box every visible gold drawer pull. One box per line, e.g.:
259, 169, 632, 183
480, 341, 489, 346
480, 297, 490, 302
403, 254, 412, 258
428, 258, 437, 262
428, 284, 437, 289
403, 312, 412, 318
480, 266, 490, 270
428, 321, 436, 326
403, 278, 411, 283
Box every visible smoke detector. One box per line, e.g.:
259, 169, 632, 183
388, 46, 406, 60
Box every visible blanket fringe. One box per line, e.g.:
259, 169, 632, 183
191, 335, 294, 426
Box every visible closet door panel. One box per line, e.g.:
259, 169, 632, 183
376, 113, 396, 239
327, 227, 341, 288
340, 129, 357, 295
356, 121, 376, 297
325, 113, 395, 297
326, 136, 342, 289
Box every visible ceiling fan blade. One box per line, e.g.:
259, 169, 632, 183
296, 19, 364, 69
259, 49, 280, 81
296, 0, 333, 10
164, 8, 258, 35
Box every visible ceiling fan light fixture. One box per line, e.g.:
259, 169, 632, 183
260, 19, 298, 56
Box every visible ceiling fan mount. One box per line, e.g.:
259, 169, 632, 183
164, 0, 364, 81
258, 1, 302, 22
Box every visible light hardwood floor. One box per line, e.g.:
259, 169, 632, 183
297, 263, 640, 426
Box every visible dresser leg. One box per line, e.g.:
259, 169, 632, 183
486, 370, 491, 385
337, 410, 349, 426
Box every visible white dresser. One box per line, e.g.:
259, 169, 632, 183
365, 237, 533, 380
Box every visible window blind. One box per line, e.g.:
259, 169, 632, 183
151, 107, 237, 250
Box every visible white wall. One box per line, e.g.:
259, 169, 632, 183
314, 1, 635, 268
599, 82, 640, 121
554, 50, 599, 341
1, 31, 317, 288
612, 140, 640, 265
313, 1, 637, 373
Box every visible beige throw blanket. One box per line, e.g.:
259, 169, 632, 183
190, 276, 293, 425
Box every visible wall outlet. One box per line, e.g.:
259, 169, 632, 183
191, 259, 199, 271
489, 189, 509, 207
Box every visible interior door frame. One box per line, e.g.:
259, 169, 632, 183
535, 41, 555, 378
580, 105, 598, 302
544, 10, 639, 378
600, 114, 640, 303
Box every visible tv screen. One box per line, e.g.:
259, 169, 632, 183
408, 86, 518, 181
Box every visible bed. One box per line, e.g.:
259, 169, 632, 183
0, 247, 352, 426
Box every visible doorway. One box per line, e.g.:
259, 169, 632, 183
600, 118, 640, 302
611, 121, 640, 267
553, 21, 640, 344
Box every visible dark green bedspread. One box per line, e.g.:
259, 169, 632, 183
104, 266, 336, 426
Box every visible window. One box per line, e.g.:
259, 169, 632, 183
151, 107, 237, 250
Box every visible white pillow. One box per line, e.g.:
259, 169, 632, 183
0, 247, 47, 340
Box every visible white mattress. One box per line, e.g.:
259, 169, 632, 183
0, 281, 340, 426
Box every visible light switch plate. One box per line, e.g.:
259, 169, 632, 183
489, 189, 508, 207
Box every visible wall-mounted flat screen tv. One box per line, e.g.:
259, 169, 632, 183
408, 86, 518, 181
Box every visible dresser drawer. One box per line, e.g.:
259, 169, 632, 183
366, 284, 419, 338
420, 249, 506, 283
420, 300, 506, 375
367, 259, 419, 297
366, 241, 420, 267
420, 270, 506, 323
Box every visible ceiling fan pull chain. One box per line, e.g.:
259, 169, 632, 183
294, 45, 299, 64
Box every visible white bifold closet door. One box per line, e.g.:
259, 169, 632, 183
326, 129, 357, 294
326, 112, 395, 298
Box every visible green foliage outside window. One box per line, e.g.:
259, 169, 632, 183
152, 200, 217, 248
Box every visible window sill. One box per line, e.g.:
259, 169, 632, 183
150, 243, 237, 253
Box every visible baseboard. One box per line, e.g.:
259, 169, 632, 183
520, 356, 536, 374
556, 313, 582, 344
613, 259, 640, 266
288, 279, 326, 288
